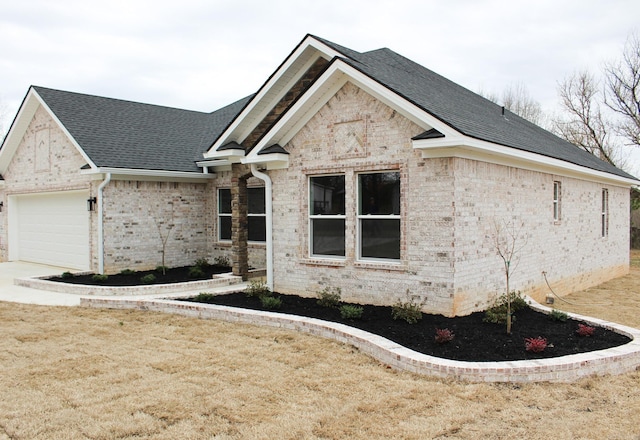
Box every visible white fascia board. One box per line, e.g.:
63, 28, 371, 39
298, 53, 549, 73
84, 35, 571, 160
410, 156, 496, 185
0, 89, 97, 174
242, 153, 289, 170
81, 167, 215, 181
205, 36, 345, 158
246, 61, 451, 160
202, 148, 245, 162
196, 159, 232, 172
414, 137, 639, 187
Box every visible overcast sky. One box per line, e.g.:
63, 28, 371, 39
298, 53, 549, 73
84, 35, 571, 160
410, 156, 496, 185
2, 0, 639, 172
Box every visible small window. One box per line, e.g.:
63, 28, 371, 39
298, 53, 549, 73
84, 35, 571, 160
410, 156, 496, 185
309, 175, 346, 257
218, 187, 266, 242
553, 181, 561, 221
601, 188, 609, 237
358, 171, 401, 260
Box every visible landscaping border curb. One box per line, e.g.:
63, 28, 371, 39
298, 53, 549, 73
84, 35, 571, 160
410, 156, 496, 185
79, 294, 640, 383
16, 273, 242, 296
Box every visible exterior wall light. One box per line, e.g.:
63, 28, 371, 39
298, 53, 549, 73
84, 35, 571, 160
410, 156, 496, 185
87, 197, 97, 212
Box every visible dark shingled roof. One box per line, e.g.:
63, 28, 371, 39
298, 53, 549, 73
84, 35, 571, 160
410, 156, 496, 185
313, 35, 636, 180
33, 86, 252, 173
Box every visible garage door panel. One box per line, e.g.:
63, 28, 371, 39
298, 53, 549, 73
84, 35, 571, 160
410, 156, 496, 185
13, 191, 90, 270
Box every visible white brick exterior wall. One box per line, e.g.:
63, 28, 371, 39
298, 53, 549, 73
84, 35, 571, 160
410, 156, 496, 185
0, 105, 238, 273
269, 82, 630, 316
0, 106, 93, 263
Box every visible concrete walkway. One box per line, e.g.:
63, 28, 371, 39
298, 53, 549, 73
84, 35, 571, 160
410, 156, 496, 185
0, 262, 83, 306
0, 262, 246, 307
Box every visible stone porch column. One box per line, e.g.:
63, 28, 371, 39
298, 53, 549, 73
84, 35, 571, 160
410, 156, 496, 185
231, 164, 250, 280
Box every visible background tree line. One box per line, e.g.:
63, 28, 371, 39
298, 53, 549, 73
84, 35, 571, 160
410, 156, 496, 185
484, 32, 640, 175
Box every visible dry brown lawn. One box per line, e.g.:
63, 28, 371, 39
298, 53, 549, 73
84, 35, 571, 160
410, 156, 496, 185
1, 256, 640, 439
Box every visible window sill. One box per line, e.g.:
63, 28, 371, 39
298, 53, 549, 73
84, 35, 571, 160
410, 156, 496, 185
300, 258, 347, 268
215, 241, 266, 248
353, 260, 406, 272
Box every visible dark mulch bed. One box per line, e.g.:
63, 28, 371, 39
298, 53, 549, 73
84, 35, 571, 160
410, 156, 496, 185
182, 292, 631, 362
48, 265, 232, 286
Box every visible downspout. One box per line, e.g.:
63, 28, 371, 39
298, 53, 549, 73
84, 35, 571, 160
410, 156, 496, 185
97, 172, 111, 274
250, 164, 273, 290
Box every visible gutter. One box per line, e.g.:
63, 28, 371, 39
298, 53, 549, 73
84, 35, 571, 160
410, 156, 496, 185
97, 173, 111, 274
249, 164, 273, 290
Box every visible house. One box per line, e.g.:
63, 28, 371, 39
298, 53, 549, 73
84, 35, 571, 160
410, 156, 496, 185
0, 35, 637, 316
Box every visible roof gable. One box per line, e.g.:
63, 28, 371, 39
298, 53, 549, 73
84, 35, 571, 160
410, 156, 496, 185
239, 35, 636, 182
31, 87, 251, 173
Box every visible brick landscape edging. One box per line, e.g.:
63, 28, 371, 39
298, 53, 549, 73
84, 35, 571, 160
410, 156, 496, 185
16, 273, 242, 296
79, 295, 640, 382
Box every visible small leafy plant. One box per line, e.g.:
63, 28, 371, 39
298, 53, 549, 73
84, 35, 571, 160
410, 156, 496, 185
140, 274, 156, 284
245, 280, 270, 298
483, 291, 529, 325
391, 297, 423, 324
194, 258, 210, 268
213, 256, 231, 267
549, 309, 568, 322
92, 274, 108, 283
317, 287, 342, 308
193, 292, 217, 302
188, 266, 205, 278
576, 323, 596, 337
156, 265, 169, 274
434, 328, 455, 344
260, 295, 282, 309
524, 336, 548, 353
119, 269, 135, 275
61, 271, 74, 279
340, 304, 363, 320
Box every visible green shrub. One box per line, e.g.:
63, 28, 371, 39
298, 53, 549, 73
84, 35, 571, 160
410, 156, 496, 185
188, 266, 205, 278
391, 299, 423, 324
140, 274, 156, 284
340, 304, 363, 320
60, 271, 74, 279
119, 269, 135, 275
245, 280, 270, 298
317, 287, 342, 308
156, 265, 169, 274
483, 291, 529, 324
213, 256, 231, 267
92, 274, 108, 283
549, 309, 568, 322
260, 295, 282, 309
193, 292, 217, 302
194, 258, 210, 268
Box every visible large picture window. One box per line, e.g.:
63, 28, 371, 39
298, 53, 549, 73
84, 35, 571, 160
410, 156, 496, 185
358, 171, 401, 260
309, 175, 345, 257
218, 187, 266, 242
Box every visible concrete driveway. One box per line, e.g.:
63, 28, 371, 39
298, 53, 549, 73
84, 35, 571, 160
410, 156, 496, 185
0, 262, 82, 306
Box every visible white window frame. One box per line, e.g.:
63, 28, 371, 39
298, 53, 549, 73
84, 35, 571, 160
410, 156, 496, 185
309, 174, 346, 259
601, 188, 609, 237
218, 188, 232, 242
553, 181, 561, 221
217, 187, 266, 243
357, 170, 401, 263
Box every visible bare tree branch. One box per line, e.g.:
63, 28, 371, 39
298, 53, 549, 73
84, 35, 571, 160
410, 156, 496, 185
552, 71, 619, 167
604, 32, 640, 148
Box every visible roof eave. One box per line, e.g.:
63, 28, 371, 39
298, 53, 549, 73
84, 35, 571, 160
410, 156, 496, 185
82, 167, 215, 180
413, 137, 640, 187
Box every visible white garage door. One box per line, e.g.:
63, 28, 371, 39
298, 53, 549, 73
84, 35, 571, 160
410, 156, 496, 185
11, 191, 90, 270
